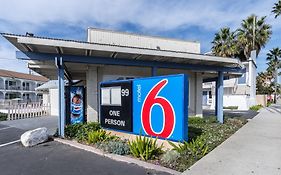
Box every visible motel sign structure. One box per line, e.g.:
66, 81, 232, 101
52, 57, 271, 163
1, 28, 244, 137
100, 74, 188, 141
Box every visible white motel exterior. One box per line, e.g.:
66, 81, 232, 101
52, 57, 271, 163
1, 28, 245, 136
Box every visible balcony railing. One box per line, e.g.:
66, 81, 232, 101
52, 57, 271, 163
0, 86, 36, 91
22, 87, 35, 91
5, 86, 21, 90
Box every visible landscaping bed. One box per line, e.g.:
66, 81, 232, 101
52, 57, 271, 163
249, 104, 264, 111
63, 116, 247, 172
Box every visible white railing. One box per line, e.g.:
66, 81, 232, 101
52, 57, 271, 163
7, 103, 50, 120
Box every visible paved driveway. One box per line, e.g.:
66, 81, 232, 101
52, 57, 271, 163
0, 140, 170, 175
0, 117, 171, 175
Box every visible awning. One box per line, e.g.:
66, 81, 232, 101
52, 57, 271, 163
1, 33, 244, 80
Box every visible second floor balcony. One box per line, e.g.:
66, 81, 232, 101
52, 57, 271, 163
0, 78, 37, 91
5, 85, 21, 90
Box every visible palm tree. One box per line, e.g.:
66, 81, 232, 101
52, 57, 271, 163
272, 0, 281, 18
266, 47, 281, 103
237, 15, 272, 60
267, 48, 281, 77
256, 72, 274, 94
267, 47, 281, 63
211, 27, 239, 57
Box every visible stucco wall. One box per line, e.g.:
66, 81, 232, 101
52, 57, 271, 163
47, 65, 204, 120
42, 93, 49, 105
256, 95, 267, 107
210, 94, 249, 110
50, 89, 58, 116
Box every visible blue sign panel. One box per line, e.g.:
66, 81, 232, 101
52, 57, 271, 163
132, 74, 188, 141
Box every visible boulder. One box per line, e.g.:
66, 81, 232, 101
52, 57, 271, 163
21, 127, 48, 147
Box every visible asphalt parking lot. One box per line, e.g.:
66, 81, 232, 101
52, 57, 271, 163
0, 118, 171, 175
0, 124, 23, 145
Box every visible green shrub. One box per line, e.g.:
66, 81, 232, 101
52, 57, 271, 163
225, 117, 247, 126
160, 150, 195, 172
160, 150, 180, 165
249, 104, 263, 111
267, 102, 272, 107
96, 140, 130, 155
168, 141, 190, 154
188, 116, 217, 124
203, 116, 217, 123
0, 113, 8, 121
169, 135, 208, 160
65, 123, 83, 138
188, 117, 204, 124
65, 122, 101, 141
187, 136, 209, 159
128, 134, 164, 160
76, 122, 101, 141
223, 106, 238, 110
87, 129, 117, 144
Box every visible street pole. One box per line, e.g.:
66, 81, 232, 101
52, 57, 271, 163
274, 68, 278, 103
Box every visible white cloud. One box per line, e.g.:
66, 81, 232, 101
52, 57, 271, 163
0, 0, 278, 33
0, 40, 29, 73
0, 0, 279, 73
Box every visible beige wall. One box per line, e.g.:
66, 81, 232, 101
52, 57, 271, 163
42, 93, 49, 105
157, 68, 202, 117
50, 89, 58, 116
87, 28, 200, 53
256, 95, 267, 107
86, 66, 99, 122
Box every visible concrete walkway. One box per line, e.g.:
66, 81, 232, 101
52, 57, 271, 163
183, 105, 281, 175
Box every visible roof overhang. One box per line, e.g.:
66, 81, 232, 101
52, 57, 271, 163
1, 33, 245, 80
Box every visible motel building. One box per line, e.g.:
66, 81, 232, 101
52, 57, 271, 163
1, 28, 244, 138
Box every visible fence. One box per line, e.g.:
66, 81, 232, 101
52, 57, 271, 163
256, 95, 268, 107
7, 103, 50, 120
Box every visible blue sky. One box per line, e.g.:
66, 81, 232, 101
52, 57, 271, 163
0, 0, 280, 78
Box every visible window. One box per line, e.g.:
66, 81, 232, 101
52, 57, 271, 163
110, 87, 121, 105
9, 81, 16, 86
209, 91, 212, 99
101, 88, 110, 105
101, 86, 121, 106
238, 73, 246, 84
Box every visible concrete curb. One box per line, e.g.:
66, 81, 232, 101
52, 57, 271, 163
54, 138, 181, 175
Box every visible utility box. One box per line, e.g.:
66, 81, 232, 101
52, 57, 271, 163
99, 74, 189, 141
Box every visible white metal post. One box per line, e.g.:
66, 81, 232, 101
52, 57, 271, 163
56, 57, 65, 137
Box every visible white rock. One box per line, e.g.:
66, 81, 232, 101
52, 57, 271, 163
20, 127, 49, 147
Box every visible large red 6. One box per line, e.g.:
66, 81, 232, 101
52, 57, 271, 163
141, 79, 175, 138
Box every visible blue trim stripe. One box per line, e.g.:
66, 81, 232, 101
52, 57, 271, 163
17, 51, 243, 73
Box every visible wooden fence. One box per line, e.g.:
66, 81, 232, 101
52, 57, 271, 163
7, 103, 50, 120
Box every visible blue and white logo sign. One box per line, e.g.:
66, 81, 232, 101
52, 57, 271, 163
132, 74, 188, 141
